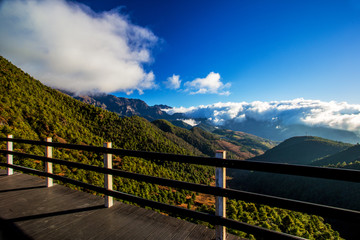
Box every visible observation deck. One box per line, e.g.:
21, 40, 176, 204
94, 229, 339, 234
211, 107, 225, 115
0, 169, 241, 240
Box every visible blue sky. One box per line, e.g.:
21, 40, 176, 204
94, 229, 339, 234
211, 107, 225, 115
82, 0, 360, 107
1, 0, 360, 108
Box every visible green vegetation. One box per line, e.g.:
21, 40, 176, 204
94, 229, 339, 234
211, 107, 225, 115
153, 119, 276, 160
212, 128, 276, 156
331, 160, 360, 170
153, 119, 219, 157
197, 199, 342, 239
0, 55, 212, 199
226, 200, 342, 240
0, 56, 344, 239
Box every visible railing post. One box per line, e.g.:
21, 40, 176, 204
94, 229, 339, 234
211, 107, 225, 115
104, 142, 113, 208
45, 137, 53, 187
215, 150, 226, 240
7, 134, 13, 175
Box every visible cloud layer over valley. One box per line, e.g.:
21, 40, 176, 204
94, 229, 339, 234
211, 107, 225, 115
0, 0, 157, 94
165, 99, 360, 136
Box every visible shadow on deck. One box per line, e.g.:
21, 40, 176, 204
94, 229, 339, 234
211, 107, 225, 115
0, 169, 242, 240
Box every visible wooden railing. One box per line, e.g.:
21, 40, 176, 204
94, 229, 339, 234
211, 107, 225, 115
1, 135, 360, 240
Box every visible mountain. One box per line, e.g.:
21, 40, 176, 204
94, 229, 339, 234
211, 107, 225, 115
152, 119, 275, 160
67, 92, 173, 121
251, 136, 352, 164
169, 120, 277, 158
212, 128, 277, 156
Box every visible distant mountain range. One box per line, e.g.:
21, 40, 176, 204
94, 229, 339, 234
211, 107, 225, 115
223, 118, 360, 144
66, 92, 360, 144
61, 91, 173, 121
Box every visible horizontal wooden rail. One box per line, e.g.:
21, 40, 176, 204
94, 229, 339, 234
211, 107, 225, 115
0, 162, 303, 240
1, 149, 359, 222
1, 137, 360, 183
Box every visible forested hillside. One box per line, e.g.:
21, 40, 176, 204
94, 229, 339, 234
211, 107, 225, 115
152, 120, 271, 160
0, 55, 213, 203
212, 128, 276, 157
152, 119, 276, 160
0, 56, 343, 239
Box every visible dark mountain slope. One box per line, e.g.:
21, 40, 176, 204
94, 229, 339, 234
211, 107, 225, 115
251, 136, 351, 164
312, 144, 360, 166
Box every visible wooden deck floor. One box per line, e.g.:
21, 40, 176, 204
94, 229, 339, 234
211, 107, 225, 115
0, 169, 242, 240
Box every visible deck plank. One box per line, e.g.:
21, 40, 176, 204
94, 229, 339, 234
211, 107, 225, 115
0, 169, 243, 240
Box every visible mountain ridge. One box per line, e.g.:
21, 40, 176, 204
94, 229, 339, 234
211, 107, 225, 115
69, 91, 360, 144
62, 91, 173, 121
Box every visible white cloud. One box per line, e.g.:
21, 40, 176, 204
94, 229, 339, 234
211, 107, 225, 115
165, 74, 181, 89
165, 99, 360, 134
179, 119, 199, 127
0, 0, 158, 94
184, 72, 231, 95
